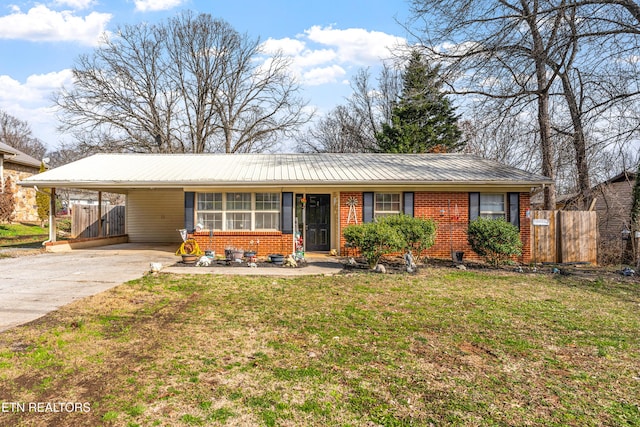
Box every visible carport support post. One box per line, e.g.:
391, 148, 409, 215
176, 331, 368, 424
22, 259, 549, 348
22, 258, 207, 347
98, 191, 103, 237
49, 187, 57, 243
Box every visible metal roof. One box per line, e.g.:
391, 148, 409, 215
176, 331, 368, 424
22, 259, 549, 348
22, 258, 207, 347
19, 153, 552, 190
0, 142, 41, 169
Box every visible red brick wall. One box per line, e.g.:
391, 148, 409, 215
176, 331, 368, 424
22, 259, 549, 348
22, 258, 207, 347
190, 231, 293, 256
414, 192, 472, 260
339, 191, 532, 264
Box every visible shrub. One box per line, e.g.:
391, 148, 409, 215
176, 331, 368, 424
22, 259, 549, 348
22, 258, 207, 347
0, 176, 15, 223
378, 214, 437, 259
467, 217, 522, 266
35, 162, 50, 225
343, 221, 404, 268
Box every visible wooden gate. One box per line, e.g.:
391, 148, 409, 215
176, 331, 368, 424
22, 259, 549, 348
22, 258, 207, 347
71, 204, 125, 238
531, 210, 597, 264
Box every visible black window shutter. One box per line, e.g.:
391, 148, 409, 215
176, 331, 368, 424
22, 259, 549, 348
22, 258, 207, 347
469, 192, 480, 222
184, 192, 195, 232
403, 192, 414, 217
508, 192, 520, 228
363, 192, 374, 223
281, 192, 294, 234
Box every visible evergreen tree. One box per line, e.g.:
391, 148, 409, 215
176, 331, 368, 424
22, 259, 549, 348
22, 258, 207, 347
36, 162, 50, 225
0, 176, 15, 223
376, 50, 463, 153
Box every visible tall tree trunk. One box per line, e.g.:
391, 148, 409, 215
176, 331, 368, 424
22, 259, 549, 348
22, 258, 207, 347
559, 71, 591, 209
528, 1, 557, 210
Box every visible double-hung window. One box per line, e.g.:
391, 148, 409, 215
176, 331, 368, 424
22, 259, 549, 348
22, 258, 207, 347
255, 193, 280, 230
195, 192, 281, 231
226, 193, 252, 230
479, 194, 506, 219
374, 193, 401, 218
196, 193, 222, 230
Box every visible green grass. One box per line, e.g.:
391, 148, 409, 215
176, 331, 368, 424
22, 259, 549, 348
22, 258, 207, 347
0, 222, 46, 237
0, 270, 639, 426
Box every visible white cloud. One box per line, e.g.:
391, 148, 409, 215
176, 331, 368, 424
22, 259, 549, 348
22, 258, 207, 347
0, 70, 74, 147
0, 70, 72, 104
263, 25, 407, 87
52, 0, 96, 10
304, 25, 406, 64
134, 0, 186, 12
303, 65, 347, 86
262, 37, 305, 56
0, 5, 111, 45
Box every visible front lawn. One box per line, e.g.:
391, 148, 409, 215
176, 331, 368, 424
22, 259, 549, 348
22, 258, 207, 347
0, 223, 47, 238
0, 270, 638, 426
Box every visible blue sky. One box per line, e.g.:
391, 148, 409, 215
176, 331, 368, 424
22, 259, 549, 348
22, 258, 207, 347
0, 0, 411, 151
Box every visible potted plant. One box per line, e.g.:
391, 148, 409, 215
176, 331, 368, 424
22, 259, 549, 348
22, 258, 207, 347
268, 254, 285, 265
175, 238, 203, 264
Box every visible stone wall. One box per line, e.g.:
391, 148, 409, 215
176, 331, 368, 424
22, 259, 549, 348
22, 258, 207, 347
3, 163, 39, 223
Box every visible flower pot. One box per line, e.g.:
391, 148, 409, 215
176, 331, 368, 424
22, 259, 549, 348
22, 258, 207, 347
231, 250, 244, 261
452, 251, 464, 263
182, 254, 198, 264
244, 250, 256, 258
269, 254, 284, 265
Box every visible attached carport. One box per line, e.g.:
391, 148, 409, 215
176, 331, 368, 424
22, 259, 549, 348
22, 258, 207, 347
19, 156, 188, 249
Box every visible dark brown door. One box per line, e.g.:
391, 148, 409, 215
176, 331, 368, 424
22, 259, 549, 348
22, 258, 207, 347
306, 194, 330, 251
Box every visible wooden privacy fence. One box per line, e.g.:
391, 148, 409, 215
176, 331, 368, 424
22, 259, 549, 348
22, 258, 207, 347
531, 210, 598, 264
71, 204, 125, 239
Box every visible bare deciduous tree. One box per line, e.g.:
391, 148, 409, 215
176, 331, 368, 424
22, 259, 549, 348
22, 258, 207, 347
298, 65, 401, 153
409, 0, 640, 209
55, 11, 312, 154
0, 110, 47, 160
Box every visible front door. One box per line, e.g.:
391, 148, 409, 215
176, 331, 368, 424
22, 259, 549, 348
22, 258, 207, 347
305, 194, 330, 251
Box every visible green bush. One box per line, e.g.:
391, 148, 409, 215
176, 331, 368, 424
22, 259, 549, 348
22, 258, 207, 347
467, 217, 522, 266
343, 221, 404, 268
0, 176, 15, 223
378, 214, 437, 259
35, 162, 50, 225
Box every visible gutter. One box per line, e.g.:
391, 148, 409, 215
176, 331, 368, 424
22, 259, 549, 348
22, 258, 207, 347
19, 179, 555, 190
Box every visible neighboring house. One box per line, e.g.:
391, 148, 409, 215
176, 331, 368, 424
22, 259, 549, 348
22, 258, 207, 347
20, 153, 551, 262
56, 189, 126, 213
0, 142, 41, 222
567, 171, 637, 263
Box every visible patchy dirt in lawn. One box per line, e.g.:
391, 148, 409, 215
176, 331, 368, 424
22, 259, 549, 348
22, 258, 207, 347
0, 272, 639, 426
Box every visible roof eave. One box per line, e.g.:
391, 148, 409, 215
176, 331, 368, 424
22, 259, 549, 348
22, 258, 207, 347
19, 179, 553, 190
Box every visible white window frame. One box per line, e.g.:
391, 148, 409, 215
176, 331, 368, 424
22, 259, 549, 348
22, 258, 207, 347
374, 192, 401, 218
480, 193, 506, 219
196, 193, 222, 231
254, 193, 281, 231
225, 192, 252, 230
195, 192, 281, 231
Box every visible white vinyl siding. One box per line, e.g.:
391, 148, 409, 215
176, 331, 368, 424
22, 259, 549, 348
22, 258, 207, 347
127, 189, 183, 242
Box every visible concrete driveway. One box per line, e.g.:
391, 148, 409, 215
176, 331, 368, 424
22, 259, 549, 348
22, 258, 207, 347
0, 243, 177, 333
